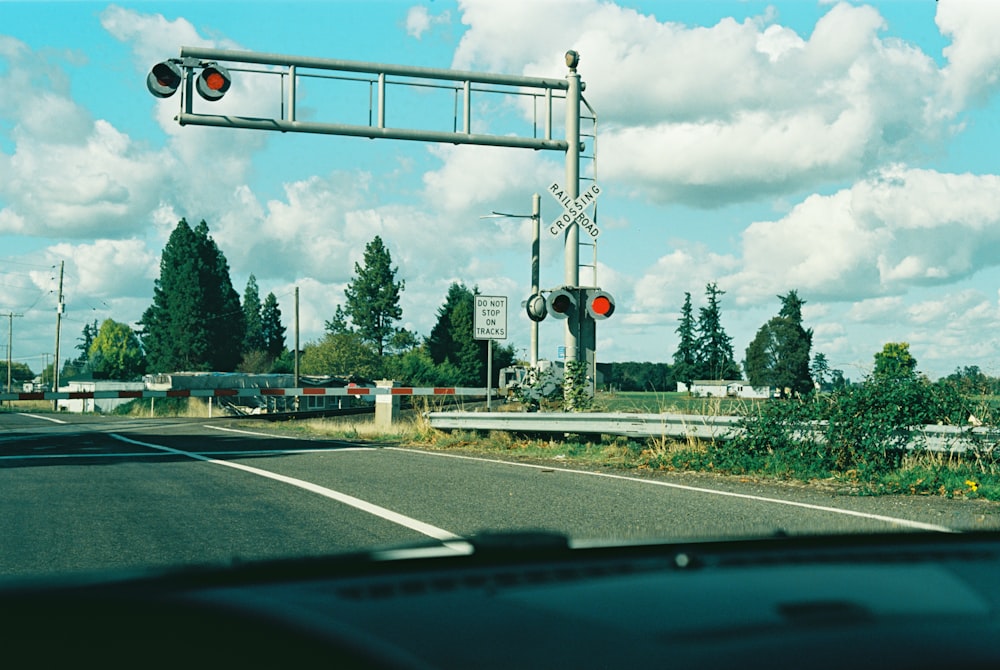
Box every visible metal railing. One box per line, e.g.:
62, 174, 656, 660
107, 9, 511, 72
425, 411, 1000, 454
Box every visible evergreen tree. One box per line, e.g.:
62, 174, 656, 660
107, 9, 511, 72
426, 282, 515, 386
73, 320, 100, 370
261, 292, 286, 359
140, 218, 245, 372
745, 291, 813, 396
325, 305, 351, 335
810, 352, 831, 390
242, 275, 265, 353
343, 236, 404, 357
695, 282, 740, 380
427, 283, 469, 367
88, 319, 146, 380
672, 291, 697, 389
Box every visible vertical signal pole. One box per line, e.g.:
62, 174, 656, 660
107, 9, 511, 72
52, 260, 64, 411
294, 286, 300, 384
564, 52, 582, 364
530, 192, 541, 368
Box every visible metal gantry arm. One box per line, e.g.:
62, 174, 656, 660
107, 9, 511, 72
173, 47, 571, 152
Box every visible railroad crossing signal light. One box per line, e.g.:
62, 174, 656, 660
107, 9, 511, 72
524, 293, 547, 322
586, 289, 615, 320
146, 60, 183, 98
196, 63, 232, 101
546, 287, 578, 320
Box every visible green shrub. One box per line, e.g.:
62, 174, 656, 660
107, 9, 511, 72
824, 375, 966, 477
725, 396, 829, 478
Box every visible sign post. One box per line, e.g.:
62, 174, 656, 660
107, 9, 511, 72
474, 295, 507, 410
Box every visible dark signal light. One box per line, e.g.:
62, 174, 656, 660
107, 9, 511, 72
546, 287, 578, 320
524, 293, 547, 322
146, 60, 183, 98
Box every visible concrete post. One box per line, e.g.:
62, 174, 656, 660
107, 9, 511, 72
375, 379, 400, 431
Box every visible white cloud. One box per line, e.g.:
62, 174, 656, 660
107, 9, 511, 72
41, 239, 157, 298
0, 88, 172, 237
405, 6, 451, 39
724, 167, 1000, 305
452, 1, 944, 206
937, 0, 1000, 110
631, 246, 739, 319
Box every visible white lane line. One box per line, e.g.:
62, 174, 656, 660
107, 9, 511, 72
18, 413, 67, 424
110, 433, 461, 543
205, 425, 304, 440
387, 447, 958, 534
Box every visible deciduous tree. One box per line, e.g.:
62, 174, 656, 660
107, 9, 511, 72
745, 291, 813, 396
300, 332, 382, 380
873, 342, 917, 380
88, 319, 146, 380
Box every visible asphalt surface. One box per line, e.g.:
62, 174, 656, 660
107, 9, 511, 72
2, 412, 999, 577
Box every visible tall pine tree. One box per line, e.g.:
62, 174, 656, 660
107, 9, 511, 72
261, 292, 286, 359
140, 218, 245, 372
672, 292, 697, 389
242, 274, 265, 353
695, 282, 741, 380
343, 236, 404, 357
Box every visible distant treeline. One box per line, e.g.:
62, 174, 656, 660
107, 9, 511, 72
600, 362, 675, 392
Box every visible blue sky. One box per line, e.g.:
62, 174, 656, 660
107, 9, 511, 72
2, 0, 1000, 381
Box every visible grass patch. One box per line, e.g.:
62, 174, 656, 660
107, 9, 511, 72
872, 453, 1000, 500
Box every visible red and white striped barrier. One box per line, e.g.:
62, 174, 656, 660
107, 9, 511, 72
0, 386, 493, 402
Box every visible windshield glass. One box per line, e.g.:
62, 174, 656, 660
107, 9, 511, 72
1, 0, 999, 580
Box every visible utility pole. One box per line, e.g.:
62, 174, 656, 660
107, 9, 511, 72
294, 286, 300, 409
3, 312, 23, 403
482, 194, 542, 367
52, 260, 64, 411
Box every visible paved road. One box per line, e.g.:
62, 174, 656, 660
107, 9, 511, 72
2, 413, 999, 577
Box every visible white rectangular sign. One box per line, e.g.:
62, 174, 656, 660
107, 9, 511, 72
474, 295, 507, 340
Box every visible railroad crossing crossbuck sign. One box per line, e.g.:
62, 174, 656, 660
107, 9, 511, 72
547, 181, 600, 240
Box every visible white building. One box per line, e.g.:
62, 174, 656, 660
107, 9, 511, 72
676, 380, 771, 399
57, 380, 145, 414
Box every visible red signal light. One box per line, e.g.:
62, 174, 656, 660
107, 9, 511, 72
204, 72, 226, 91
196, 63, 232, 101
586, 289, 615, 320
591, 295, 612, 316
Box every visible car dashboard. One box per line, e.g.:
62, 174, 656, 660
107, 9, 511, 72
3, 531, 1000, 668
